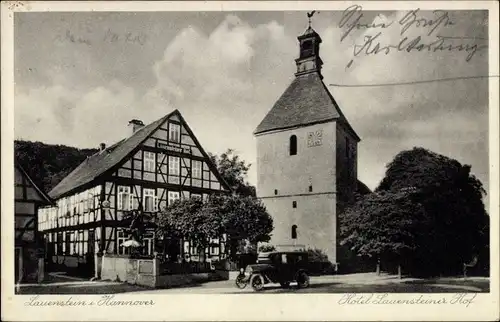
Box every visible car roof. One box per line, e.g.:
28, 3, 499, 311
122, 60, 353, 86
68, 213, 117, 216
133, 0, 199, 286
258, 251, 307, 256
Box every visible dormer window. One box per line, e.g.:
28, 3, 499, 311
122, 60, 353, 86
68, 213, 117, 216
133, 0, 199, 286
289, 135, 297, 156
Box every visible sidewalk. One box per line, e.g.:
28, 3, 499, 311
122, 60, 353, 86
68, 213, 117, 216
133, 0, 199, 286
16, 272, 150, 294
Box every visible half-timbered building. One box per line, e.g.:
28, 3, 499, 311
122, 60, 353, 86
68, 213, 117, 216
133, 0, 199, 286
38, 110, 231, 277
15, 162, 53, 283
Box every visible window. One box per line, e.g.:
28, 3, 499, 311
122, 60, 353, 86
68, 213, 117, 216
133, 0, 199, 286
309, 185, 313, 192
168, 191, 180, 205
293, 201, 297, 208
143, 189, 157, 212
274, 189, 278, 195
289, 135, 297, 155
169, 156, 180, 176
192, 160, 202, 179
169, 123, 180, 143
144, 151, 156, 172
118, 186, 131, 210
191, 193, 202, 199
117, 229, 130, 255
291, 225, 298, 239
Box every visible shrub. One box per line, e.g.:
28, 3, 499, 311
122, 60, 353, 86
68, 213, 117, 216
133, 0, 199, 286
258, 244, 276, 252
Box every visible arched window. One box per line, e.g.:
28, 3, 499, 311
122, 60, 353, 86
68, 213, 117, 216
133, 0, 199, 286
291, 225, 298, 239
289, 135, 297, 155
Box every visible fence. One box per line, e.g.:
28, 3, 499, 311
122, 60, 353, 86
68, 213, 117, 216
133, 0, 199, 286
159, 261, 212, 275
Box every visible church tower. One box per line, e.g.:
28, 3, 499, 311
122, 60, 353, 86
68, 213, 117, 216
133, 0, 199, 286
254, 23, 361, 269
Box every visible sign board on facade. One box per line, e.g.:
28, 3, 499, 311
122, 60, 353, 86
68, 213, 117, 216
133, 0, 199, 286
157, 142, 191, 154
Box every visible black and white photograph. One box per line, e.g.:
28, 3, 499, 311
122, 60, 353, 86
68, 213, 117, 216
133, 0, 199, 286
2, 1, 499, 321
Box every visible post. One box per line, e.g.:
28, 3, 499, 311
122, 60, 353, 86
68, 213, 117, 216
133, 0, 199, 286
94, 249, 103, 279
376, 258, 380, 276
397, 264, 402, 279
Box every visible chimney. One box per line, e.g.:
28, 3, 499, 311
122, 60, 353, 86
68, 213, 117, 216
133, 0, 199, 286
99, 143, 106, 152
128, 119, 145, 135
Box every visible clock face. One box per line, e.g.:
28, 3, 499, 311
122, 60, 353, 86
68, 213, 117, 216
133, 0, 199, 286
307, 130, 323, 147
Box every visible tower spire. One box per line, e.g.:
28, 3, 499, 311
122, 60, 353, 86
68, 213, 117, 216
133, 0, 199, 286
295, 12, 323, 78
307, 10, 318, 28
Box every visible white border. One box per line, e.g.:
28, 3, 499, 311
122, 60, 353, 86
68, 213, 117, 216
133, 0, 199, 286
1, 1, 499, 321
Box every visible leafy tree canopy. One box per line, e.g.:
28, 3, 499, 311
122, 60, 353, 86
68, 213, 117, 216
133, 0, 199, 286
156, 194, 273, 259
209, 149, 256, 196
15, 140, 97, 193
341, 147, 489, 276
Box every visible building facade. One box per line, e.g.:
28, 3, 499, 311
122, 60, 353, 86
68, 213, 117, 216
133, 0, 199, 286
38, 110, 231, 277
254, 26, 366, 267
15, 163, 53, 283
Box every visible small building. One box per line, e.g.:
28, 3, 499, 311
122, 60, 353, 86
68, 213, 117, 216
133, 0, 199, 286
38, 109, 231, 278
254, 26, 368, 268
15, 162, 53, 283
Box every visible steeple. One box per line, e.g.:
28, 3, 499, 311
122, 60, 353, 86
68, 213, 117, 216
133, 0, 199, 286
295, 23, 323, 79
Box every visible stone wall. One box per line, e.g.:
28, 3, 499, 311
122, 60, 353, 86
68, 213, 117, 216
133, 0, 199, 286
101, 254, 228, 288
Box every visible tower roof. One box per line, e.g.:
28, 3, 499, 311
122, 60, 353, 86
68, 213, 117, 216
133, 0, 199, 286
253, 72, 360, 140
298, 26, 322, 41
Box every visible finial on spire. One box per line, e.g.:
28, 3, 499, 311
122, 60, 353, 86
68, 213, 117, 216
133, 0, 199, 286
307, 10, 318, 28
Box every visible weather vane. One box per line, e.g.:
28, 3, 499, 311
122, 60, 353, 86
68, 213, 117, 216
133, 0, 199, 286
307, 10, 319, 28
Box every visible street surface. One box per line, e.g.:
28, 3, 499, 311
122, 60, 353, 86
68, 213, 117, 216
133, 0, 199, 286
17, 272, 489, 294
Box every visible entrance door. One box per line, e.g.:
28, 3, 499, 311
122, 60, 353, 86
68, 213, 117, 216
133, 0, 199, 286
84, 230, 95, 277
15, 247, 22, 283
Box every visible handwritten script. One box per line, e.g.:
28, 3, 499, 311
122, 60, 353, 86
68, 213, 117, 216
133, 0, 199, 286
338, 293, 477, 307
24, 295, 155, 307
54, 28, 148, 46
339, 5, 487, 68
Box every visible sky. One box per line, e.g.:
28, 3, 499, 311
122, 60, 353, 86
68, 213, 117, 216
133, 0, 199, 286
14, 9, 490, 204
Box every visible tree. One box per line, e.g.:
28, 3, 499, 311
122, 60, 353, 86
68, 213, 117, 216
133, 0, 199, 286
209, 149, 256, 196
341, 147, 489, 277
340, 189, 426, 277
155, 194, 274, 260
378, 147, 489, 276
15, 140, 98, 192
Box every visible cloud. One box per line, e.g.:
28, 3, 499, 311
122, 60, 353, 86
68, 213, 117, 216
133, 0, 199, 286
14, 11, 489, 204
15, 79, 137, 148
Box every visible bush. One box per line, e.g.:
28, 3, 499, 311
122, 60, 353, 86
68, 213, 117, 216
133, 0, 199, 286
258, 244, 276, 252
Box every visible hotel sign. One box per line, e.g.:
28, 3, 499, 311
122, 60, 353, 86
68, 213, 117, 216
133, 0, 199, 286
157, 142, 191, 154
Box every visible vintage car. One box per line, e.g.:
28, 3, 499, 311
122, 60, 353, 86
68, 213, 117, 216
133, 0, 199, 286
235, 251, 310, 291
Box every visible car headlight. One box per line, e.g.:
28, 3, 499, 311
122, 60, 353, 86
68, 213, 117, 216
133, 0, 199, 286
239, 268, 245, 274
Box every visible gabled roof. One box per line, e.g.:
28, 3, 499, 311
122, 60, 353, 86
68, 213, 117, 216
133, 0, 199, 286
254, 72, 360, 141
49, 109, 232, 199
15, 162, 53, 205
49, 111, 172, 199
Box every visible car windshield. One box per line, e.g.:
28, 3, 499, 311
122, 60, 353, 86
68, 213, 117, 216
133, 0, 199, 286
256, 253, 273, 264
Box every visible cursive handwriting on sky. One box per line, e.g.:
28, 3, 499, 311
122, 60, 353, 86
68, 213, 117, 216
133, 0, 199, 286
338, 5, 488, 68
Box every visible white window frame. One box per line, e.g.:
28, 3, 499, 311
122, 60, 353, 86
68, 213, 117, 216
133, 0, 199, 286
118, 186, 131, 211
169, 156, 180, 176
144, 151, 156, 172
168, 191, 180, 205
143, 188, 158, 212
117, 229, 130, 255
192, 160, 202, 179
169, 123, 180, 143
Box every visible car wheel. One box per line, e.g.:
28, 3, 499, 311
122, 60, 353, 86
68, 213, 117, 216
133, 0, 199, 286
235, 275, 247, 289
280, 281, 290, 288
296, 271, 310, 288
250, 274, 265, 292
